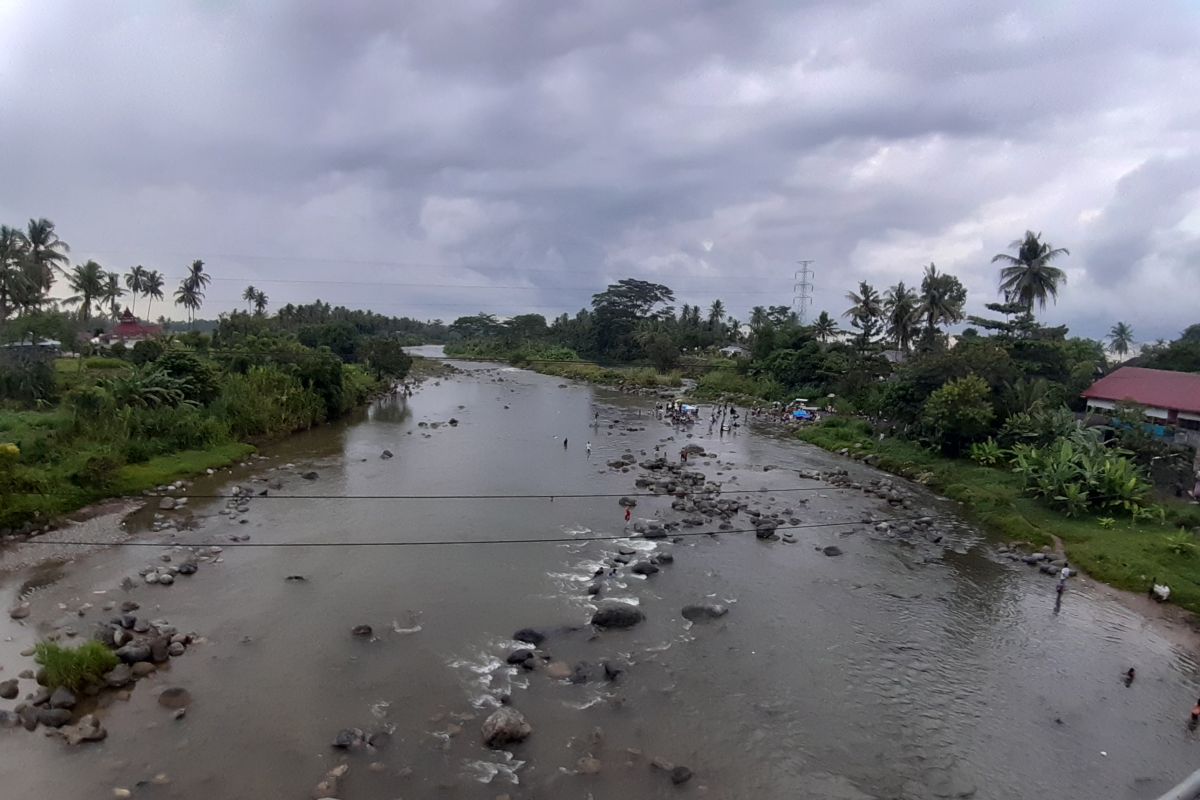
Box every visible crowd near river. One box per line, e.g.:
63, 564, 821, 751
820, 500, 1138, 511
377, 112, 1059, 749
1, 346, 1199, 799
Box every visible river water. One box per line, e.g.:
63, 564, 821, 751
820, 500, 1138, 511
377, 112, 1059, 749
1, 347, 1199, 799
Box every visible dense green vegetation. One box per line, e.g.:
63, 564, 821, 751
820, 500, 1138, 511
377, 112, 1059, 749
1, 219, 429, 531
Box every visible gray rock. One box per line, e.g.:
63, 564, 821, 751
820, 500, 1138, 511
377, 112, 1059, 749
506, 649, 535, 665
0, 710, 19, 728
351, 624, 373, 637
9, 603, 30, 620
104, 664, 133, 687
158, 573, 175, 586
482, 705, 532, 748
115, 644, 151, 664
49, 686, 77, 709
301, 471, 319, 480
380, 450, 394, 459
150, 638, 170, 663
513, 628, 546, 645
0, 679, 18, 700
332, 727, 365, 749
631, 562, 659, 576
157, 497, 176, 510
131, 662, 157, 677
132, 618, 150, 633
671, 766, 694, 784
681, 603, 729, 622
60, 713, 106, 744
157, 687, 192, 709
618, 496, 637, 507
37, 708, 72, 728
822, 545, 844, 557
168, 642, 185, 657
591, 602, 645, 629
177, 562, 197, 575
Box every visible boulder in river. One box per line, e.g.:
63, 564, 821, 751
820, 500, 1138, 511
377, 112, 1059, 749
9, 603, 30, 620
37, 708, 72, 728
0, 679, 17, 699
513, 628, 546, 646
822, 545, 844, 557
157, 497, 177, 511
115, 643, 151, 664
157, 687, 193, 709
618, 496, 637, 507
49, 686, 77, 709
631, 562, 659, 576
505, 649, 534, 665
103, 664, 133, 688
59, 713, 106, 745
351, 624, 373, 637
301, 471, 319, 481
482, 705, 532, 748
681, 603, 728, 622
591, 602, 645, 629
380, 450, 394, 459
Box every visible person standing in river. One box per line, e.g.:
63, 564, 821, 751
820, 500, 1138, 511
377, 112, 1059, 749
563, 438, 568, 449
586, 441, 591, 457
1057, 563, 1070, 592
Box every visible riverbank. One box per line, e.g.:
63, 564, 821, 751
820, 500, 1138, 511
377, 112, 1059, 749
795, 417, 1200, 615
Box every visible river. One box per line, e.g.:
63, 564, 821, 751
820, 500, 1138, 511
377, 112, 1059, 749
1, 346, 1198, 799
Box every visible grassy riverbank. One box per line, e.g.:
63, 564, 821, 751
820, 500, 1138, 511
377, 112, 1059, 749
797, 418, 1200, 615
443, 341, 682, 389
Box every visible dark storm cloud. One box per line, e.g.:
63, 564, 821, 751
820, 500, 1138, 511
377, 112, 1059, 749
0, 0, 1197, 335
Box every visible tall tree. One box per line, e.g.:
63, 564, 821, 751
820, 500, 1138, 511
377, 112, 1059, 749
812, 310, 839, 343
843, 281, 883, 347
749, 305, 768, 332
124, 266, 147, 315
64, 260, 107, 321
101, 272, 125, 319
918, 263, 967, 337
252, 288, 268, 316
707, 299, 725, 331
590, 278, 674, 360
883, 282, 920, 352
174, 259, 209, 328
142, 270, 165, 318
991, 231, 1068, 313
23, 218, 70, 293
243, 285, 257, 312
1108, 321, 1134, 357
0, 225, 29, 320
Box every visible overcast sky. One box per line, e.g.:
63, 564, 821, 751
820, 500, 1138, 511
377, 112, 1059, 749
2, 1, 1198, 340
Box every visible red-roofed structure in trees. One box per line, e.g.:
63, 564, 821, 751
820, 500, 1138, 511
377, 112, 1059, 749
107, 308, 162, 343
1081, 366, 1200, 430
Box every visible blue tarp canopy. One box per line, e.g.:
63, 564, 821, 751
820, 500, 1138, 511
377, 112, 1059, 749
792, 409, 813, 419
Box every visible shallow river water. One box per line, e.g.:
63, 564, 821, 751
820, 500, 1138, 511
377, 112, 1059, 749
2, 348, 1199, 799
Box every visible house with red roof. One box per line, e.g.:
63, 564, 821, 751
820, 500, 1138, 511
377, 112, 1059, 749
105, 308, 162, 344
1081, 366, 1200, 433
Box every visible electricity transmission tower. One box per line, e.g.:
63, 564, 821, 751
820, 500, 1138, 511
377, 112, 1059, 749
793, 260, 815, 324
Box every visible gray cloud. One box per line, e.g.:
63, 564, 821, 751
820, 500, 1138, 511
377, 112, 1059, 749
1, 0, 1198, 337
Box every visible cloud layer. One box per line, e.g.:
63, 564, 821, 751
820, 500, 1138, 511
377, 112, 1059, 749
1, 0, 1197, 339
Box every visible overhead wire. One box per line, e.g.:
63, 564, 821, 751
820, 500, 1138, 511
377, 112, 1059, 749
11, 513, 950, 549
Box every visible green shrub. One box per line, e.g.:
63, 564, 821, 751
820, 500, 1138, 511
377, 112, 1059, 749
101, 366, 194, 409
0, 360, 57, 405
69, 447, 125, 490
129, 339, 165, 366
969, 438, 1004, 466
108, 342, 127, 359
34, 641, 119, 690
127, 405, 230, 452
155, 348, 220, 405
921, 374, 995, 456
210, 366, 325, 438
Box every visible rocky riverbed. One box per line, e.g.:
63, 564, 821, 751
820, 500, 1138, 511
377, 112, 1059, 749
2, 352, 1199, 799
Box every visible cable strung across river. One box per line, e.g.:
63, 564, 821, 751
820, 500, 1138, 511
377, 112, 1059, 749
9, 513, 956, 548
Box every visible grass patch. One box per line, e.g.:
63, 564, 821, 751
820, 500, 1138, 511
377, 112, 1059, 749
531, 361, 682, 389
113, 443, 256, 494
797, 418, 1200, 614
34, 641, 119, 690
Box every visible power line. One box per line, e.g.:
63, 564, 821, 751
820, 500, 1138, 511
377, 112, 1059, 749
12, 514, 950, 549
5, 485, 840, 502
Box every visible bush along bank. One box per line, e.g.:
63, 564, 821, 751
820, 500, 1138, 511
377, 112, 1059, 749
796, 417, 1200, 615
443, 340, 682, 392
0, 335, 411, 535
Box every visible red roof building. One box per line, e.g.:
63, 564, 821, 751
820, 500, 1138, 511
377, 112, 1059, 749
1081, 366, 1200, 430
108, 308, 162, 342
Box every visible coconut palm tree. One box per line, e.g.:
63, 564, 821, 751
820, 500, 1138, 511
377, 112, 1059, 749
991, 231, 1068, 313
185, 259, 210, 293
124, 266, 147, 314
811, 310, 839, 343
707, 298, 725, 331
749, 305, 768, 332
142, 270, 165, 318
1108, 321, 1134, 358
174, 279, 202, 327
101, 272, 125, 319
23, 218, 70, 292
252, 289, 268, 316
918, 263, 967, 336
64, 260, 107, 321
242, 285, 257, 312
0, 225, 29, 320
883, 282, 921, 352
843, 281, 883, 345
